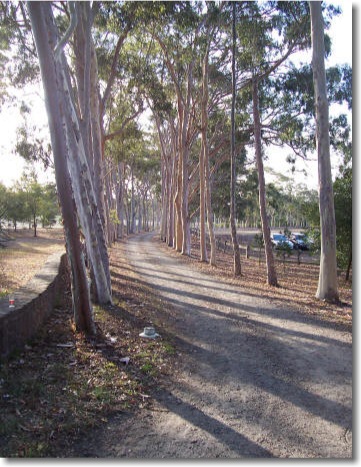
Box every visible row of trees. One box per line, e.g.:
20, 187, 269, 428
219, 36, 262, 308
0, 1, 351, 334
205, 169, 320, 230
136, 2, 351, 296
0, 168, 58, 236
0, 162, 161, 239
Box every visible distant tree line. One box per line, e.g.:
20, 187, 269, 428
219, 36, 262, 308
0, 1, 352, 333
0, 167, 59, 237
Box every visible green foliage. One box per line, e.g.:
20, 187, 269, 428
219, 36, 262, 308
6, 188, 27, 229
283, 226, 292, 239
327, 65, 352, 110
0, 0, 353, 268
39, 183, 58, 228
334, 165, 352, 271
306, 227, 320, 256
253, 232, 264, 265
275, 238, 293, 273
0, 1, 38, 89
15, 124, 52, 170
109, 209, 120, 226
0, 181, 8, 229
3, 167, 60, 231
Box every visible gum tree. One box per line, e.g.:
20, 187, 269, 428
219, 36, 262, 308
27, 1, 99, 333
309, 1, 339, 302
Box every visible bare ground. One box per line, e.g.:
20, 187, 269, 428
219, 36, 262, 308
67, 232, 352, 458
0, 230, 352, 458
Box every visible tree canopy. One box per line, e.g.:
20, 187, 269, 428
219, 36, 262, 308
0, 1, 352, 327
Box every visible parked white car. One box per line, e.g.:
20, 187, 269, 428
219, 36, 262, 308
271, 233, 294, 249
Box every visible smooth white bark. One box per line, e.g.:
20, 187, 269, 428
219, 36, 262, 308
310, 1, 339, 302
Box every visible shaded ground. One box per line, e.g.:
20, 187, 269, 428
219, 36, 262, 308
188, 233, 352, 324
67, 233, 352, 458
0, 231, 352, 458
0, 234, 177, 457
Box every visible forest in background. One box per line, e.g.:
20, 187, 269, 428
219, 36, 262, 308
0, 1, 352, 333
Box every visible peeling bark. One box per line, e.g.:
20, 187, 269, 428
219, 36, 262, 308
27, 1, 95, 334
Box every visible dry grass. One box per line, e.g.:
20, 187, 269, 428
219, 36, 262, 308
0, 228, 65, 296
0, 238, 177, 457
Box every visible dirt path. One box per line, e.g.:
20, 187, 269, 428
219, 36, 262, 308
77, 233, 352, 458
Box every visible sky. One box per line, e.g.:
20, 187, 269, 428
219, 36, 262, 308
264, 0, 353, 191
0, 1, 353, 191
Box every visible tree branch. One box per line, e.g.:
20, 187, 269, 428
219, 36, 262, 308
104, 109, 143, 142
54, 1, 78, 58
100, 27, 130, 117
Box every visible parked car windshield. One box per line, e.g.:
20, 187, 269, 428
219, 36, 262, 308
273, 234, 287, 241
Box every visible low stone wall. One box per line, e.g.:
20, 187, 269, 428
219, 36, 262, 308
0, 251, 68, 360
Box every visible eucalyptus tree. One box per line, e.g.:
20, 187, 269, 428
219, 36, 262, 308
5, 188, 26, 231
156, 116, 177, 245
0, 182, 7, 233
2, 1, 112, 316
102, 84, 145, 238
17, 168, 44, 236
155, 1, 237, 266
27, 1, 97, 333
231, 1, 313, 286
258, 5, 350, 295
90, 2, 143, 243
195, 2, 227, 265
309, 1, 338, 302
230, 1, 242, 275
153, 3, 228, 262
148, 3, 210, 257
334, 162, 352, 281
120, 3, 226, 262
331, 97, 352, 281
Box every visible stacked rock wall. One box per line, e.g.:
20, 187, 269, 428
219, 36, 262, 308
0, 252, 68, 360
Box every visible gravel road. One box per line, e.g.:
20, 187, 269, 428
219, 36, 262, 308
79, 233, 352, 458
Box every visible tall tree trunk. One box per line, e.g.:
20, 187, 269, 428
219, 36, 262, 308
33, 213, 37, 237
252, 78, 278, 286
160, 157, 168, 241
130, 167, 135, 234
167, 122, 178, 248
199, 46, 209, 262
90, 38, 109, 242
27, 1, 95, 334
202, 42, 216, 266
105, 167, 115, 243
310, 1, 339, 302
230, 1, 242, 276
60, 61, 112, 305
181, 148, 191, 256
199, 127, 207, 262
74, 2, 112, 288
154, 35, 193, 255
167, 157, 175, 247
180, 98, 191, 256
345, 246, 352, 282
174, 149, 183, 252
42, 1, 112, 305
116, 162, 125, 239
154, 115, 174, 245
